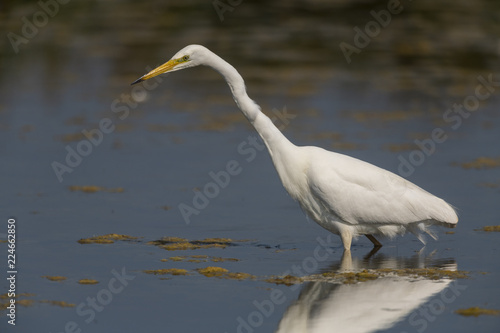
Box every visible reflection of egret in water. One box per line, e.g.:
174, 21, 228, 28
276, 252, 458, 333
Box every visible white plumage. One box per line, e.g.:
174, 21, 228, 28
132, 44, 458, 251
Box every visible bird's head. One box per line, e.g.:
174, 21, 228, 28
131, 44, 208, 85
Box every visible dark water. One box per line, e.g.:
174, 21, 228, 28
1, 0, 500, 332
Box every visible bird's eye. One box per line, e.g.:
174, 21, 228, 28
182, 55, 189, 62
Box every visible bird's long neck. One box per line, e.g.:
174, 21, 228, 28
207, 52, 294, 158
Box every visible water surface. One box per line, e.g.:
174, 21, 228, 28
1, 1, 500, 332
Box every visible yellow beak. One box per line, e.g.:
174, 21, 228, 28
131, 59, 178, 85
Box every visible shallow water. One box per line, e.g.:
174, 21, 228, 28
1, 1, 500, 332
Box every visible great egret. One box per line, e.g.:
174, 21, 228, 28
132, 45, 458, 251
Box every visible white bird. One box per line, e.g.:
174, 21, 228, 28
132, 45, 458, 251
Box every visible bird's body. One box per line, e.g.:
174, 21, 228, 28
132, 45, 458, 251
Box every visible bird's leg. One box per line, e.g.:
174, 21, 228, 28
363, 246, 381, 259
365, 234, 382, 248
424, 229, 438, 241
340, 229, 352, 252
339, 250, 353, 271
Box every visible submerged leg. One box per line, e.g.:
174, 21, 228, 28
363, 246, 381, 260
339, 250, 353, 271
365, 234, 382, 247
424, 229, 438, 241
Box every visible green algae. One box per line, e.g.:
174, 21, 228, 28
455, 307, 500, 317
78, 234, 138, 244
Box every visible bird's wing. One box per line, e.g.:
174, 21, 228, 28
307, 149, 457, 226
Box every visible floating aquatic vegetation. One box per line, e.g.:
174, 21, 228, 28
160, 255, 239, 263
141, 263, 468, 285
148, 237, 247, 251
78, 279, 99, 284
322, 270, 379, 284
78, 234, 138, 244
9, 299, 35, 308
0, 293, 73, 311
68, 185, 125, 193
375, 268, 469, 280
197, 238, 233, 244
0, 293, 35, 310
264, 270, 380, 286
0, 293, 35, 299
265, 275, 304, 286
39, 300, 75, 308
211, 257, 239, 263
455, 307, 500, 317
225, 272, 255, 280
42, 276, 67, 282
143, 268, 189, 276
143, 265, 254, 280
197, 266, 229, 277
154, 237, 188, 243
197, 266, 255, 280
162, 256, 188, 262
477, 225, 500, 232
457, 157, 500, 170
267, 268, 471, 286
159, 242, 207, 251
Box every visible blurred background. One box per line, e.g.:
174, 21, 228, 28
1, 0, 500, 332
